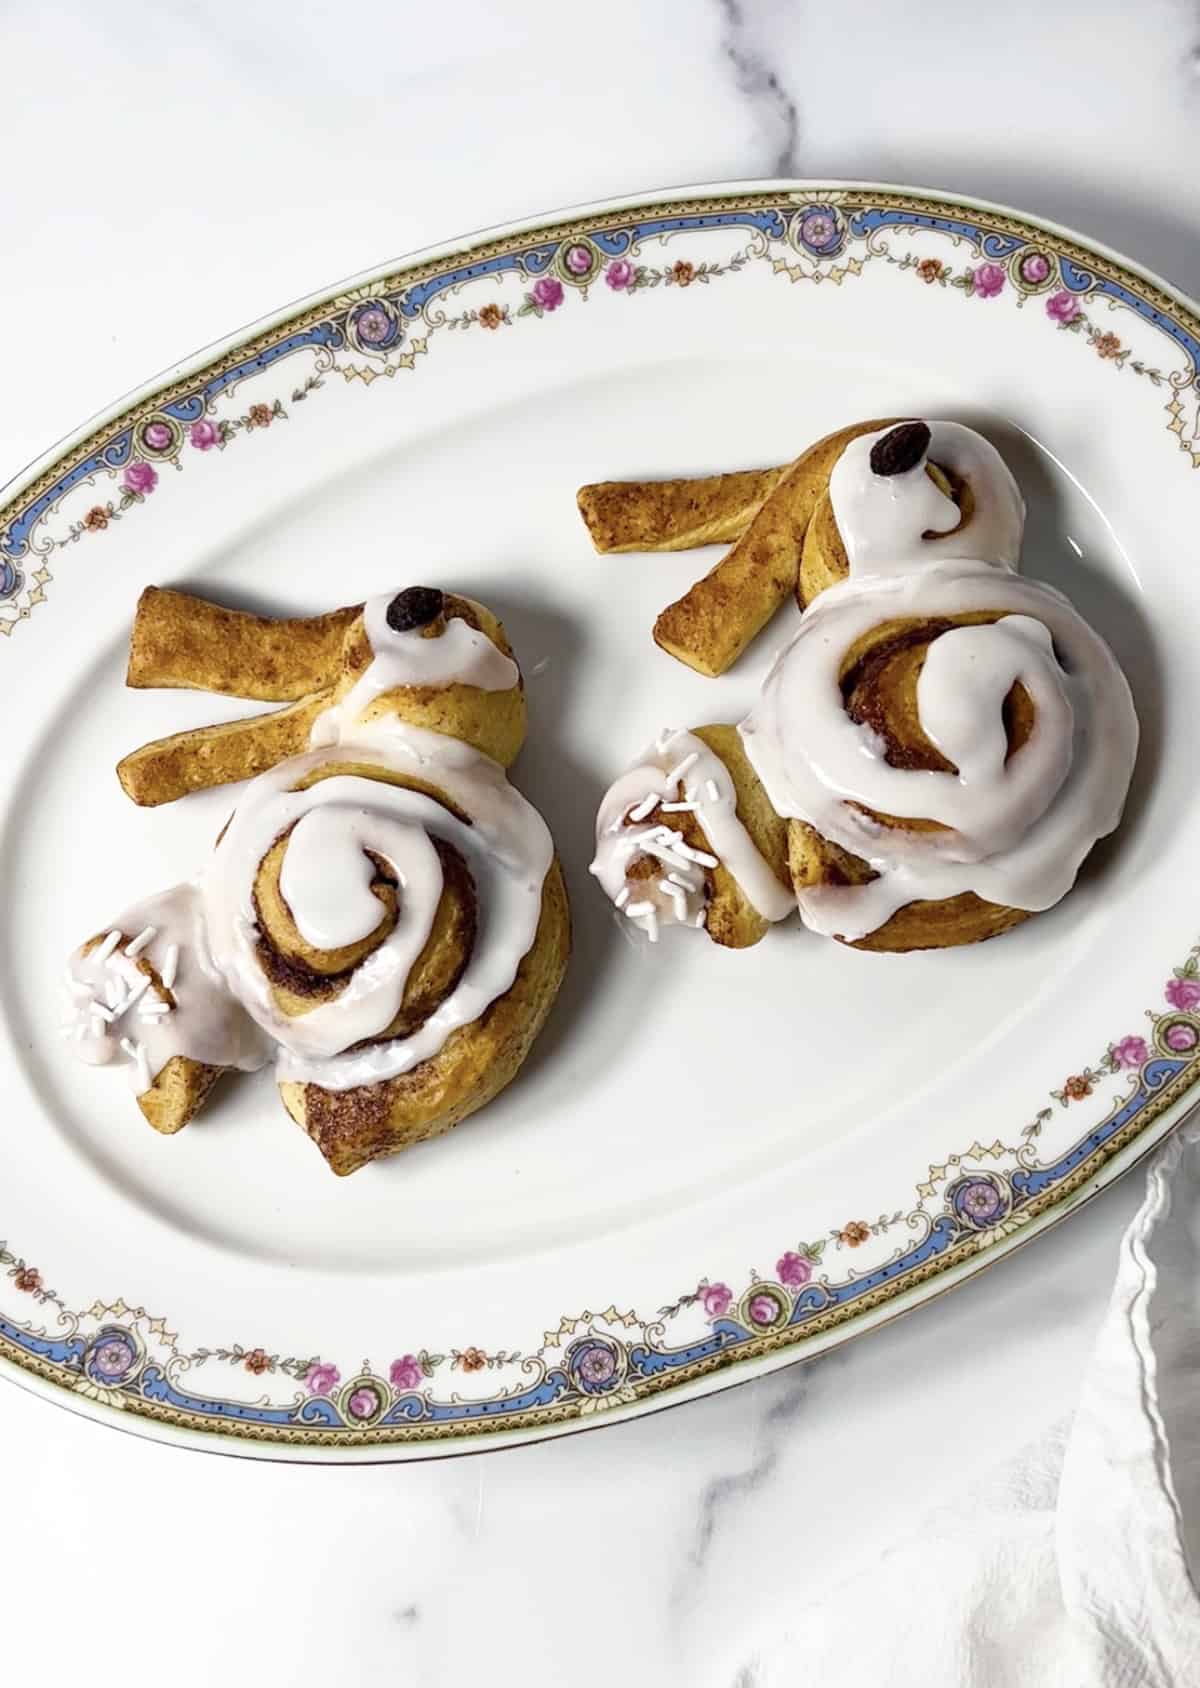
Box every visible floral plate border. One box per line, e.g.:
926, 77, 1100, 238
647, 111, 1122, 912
3, 183, 1199, 1455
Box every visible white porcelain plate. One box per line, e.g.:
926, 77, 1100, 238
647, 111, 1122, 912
3, 182, 1198, 1460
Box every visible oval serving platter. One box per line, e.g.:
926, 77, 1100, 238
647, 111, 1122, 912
2, 181, 1198, 1460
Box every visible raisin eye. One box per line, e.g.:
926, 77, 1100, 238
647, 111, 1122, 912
386, 587, 444, 632
869, 422, 931, 478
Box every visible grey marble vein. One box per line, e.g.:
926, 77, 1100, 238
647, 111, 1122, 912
686, 1369, 812, 1576
717, 0, 801, 176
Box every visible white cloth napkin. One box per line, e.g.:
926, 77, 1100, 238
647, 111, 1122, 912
761, 1122, 1200, 1686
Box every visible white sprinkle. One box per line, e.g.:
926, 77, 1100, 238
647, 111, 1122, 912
624, 900, 654, 918
706, 779, 720, 803
66, 975, 93, 1000
668, 886, 688, 921
660, 801, 694, 813
103, 977, 122, 1008
628, 795, 659, 823
138, 1001, 171, 1020
666, 752, 699, 789
89, 1002, 117, 1024
676, 843, 719, 868
89, 1014, 106, 1038
528, 656, 550, 677
120, 1036, 152, 1094
692, 911, 707, 927
614, 886, 630, 909
125, 926, 157, 959
124, 975, 151, 1008
667, 871, 698, 892
96, 931, 122, 964
645, 909, 659, 942
161, 945, 179, 991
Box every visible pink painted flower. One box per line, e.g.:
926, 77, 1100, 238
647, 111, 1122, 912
1166, 977, 1200, 1012
1113, 1035, 1149, 1070
189, 418, 220, 451
347, 1386, 379, 1420
747, 1292, 782, 1327
142, 420, 173, 452
776, 1251, 812, 1288
1046, 290, 1081, 324
305, 1361, 340, 1396
1019, 251, 1051, 285
973, 263, 1006, 299
531, 276, 564, 312
1167, 1023, 1199, 1052
389, 1354, 423, 1391
605, 259, 636, 291
563, 244, 593, 276
700, 1282, 732, 1318
123, 460, 157, 495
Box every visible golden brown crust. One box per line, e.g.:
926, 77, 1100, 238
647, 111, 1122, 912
786, 820, 1030, 952
577, 467, 785, 554
137, 1055, 225, 1134
653, 420, 898, 677
126, 586, 358, 701
116, 691, 332, 807
692, 724, 790, 948
278, 857, 571, 1175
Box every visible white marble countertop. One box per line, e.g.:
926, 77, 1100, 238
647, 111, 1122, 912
1, 3, 1194, 1683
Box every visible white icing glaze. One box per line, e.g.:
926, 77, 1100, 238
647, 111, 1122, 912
63, 883, 270, 1093
67, 590, 550, 1101
827, 420, 1026, 577
590, 728, 794, 937
312, 593, 519, 745
740, 421, 1138, 943
203, 721, 552, 1088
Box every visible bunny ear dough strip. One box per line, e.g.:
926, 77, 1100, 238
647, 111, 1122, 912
126, 586, 360, 701
117, 690, 334, 808
577, 466, 787, 555
651, 418, 899, 678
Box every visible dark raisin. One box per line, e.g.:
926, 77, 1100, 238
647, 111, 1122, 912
386, 586, 444, 632
869, 421, 931, 478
